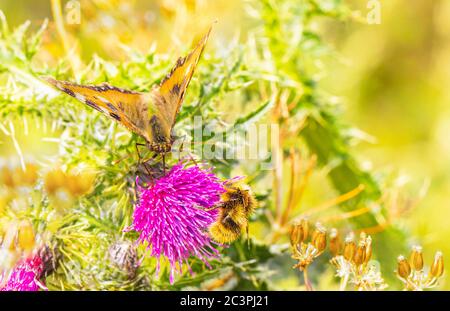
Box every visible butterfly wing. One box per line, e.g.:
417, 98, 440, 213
43, 26, 212, 151
42, 77, 154, 143
151, 26, 212, 140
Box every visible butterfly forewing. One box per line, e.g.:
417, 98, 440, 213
152, 26, 212, 132
42, 77, 153, 142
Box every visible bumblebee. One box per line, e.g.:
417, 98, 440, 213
208, 181, 257, 244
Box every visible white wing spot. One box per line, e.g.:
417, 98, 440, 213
98, 96, 109, 103
99, 106, 109, 114
75, 93, 86, 102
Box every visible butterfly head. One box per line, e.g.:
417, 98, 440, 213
148, 141, 173, 154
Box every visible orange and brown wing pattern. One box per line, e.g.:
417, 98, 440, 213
152, 26, 212, 135
42, 77, 153, 142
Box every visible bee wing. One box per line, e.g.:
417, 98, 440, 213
150, 25, 212, 139
42, 77, 153, 142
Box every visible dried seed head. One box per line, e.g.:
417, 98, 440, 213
430, 251, 444, 278
312, 223, 327, 252
329, 228, 341, 256
354, 242, 367, 266
410, 245, 424, 271
17, 220, 35, 252
397, 255, 411, 279
343, 233, 356, 262
300, 218, 309, 242
290, 218, 309, 245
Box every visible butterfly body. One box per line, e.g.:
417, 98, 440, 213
43, 27, 212, 155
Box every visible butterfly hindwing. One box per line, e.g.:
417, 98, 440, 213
43, 77, 153, 142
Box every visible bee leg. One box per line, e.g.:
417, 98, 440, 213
188, 152, 198, 167
204, 206, 219, 211
113, 152, 131, 165
201, 202, 224, 211
135, 143, 146, 166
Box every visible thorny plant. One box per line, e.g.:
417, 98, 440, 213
289, 219, 444, 291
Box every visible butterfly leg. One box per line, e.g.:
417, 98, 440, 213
162, 153, 166, 175
180, 135, 186, 152
203, 202, 224, 212
135, 142, 154, 182
133, 176, 140, 203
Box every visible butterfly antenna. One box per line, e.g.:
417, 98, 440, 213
177, 137, 201, 167
179, 135, 187, 153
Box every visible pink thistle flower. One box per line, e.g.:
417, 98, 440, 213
1, 255, 47, 291
126, 162, 225, 284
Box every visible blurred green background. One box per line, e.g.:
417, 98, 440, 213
0, 0, 449, 288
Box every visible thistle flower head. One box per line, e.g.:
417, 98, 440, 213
0, 255, 46, 291
126, 161, 225, 284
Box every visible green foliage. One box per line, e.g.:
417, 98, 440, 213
0, 0, 411, 290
